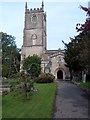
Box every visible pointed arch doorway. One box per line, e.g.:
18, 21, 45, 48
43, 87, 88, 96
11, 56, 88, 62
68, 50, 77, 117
57, 70, 63, 79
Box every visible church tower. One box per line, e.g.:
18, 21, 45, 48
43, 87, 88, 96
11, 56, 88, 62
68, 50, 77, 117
21, 1, 70, 80
21, 1, 47, 61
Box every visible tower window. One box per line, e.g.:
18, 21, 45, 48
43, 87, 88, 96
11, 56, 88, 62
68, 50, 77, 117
31, 34, 37, 45
32, 14, 37, 23
31, 34, 37, 40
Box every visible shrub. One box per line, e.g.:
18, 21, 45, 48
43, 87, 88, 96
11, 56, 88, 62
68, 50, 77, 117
37, 73, 55, 83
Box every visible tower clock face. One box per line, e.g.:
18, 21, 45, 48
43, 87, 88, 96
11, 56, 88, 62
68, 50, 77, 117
32, 14, 37, 23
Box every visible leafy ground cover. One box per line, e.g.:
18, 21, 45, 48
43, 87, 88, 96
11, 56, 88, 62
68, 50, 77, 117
79, 82, 90, 90
2, 83, 57, 118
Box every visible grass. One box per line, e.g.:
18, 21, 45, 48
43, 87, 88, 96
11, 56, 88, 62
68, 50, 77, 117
79, 82, 90, 90
2, 82, 57, 118
0, 95, 2, 119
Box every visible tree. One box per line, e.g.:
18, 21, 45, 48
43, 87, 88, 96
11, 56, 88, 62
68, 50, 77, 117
76, 5, 90, 32
10, 71, 33, 100
16, 55, 41, 100
19, 71, 32, 100
63, 4, 90, 81
76, 4, 90, 80
63, 38, 80, 80
1, 32, 21, 78
62, 32, 88, 80
22, 55, 41, 78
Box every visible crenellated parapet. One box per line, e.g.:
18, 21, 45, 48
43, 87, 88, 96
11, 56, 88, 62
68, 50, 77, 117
29, 7, 44, 13
25, 1, 44, 14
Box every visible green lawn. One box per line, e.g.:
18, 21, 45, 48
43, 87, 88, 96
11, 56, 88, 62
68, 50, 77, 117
0, 95, 2, 120
79, 82, 90, 90
2, 83, 57, 118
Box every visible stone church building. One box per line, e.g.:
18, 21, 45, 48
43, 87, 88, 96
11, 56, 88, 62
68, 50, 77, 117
21, 2, 70, 80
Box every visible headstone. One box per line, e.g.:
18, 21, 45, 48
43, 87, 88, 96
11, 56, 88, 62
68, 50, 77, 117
82, 74, 86, 83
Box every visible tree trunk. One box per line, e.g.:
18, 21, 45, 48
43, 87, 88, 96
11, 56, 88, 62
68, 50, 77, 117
26, 91, 29, 100
24, 83, 30, 100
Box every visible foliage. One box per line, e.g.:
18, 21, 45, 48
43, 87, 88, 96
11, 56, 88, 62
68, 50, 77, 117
2, 72, 34, 100
76, 4, 90, 80
15, 71, 34, 100
79, 81, 90, 90
63, 34, 87, 71
62, 4, 89, 80
37, 73, 55, 83
23, 55, 41, 78
1, 32, 21, 78
2, 78, 19, 86
2, 83, 57, 118
62, 32, 88, 80
76, 5, 90, 32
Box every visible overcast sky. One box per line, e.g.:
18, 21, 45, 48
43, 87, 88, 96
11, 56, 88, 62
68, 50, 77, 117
0, 0, 89, 50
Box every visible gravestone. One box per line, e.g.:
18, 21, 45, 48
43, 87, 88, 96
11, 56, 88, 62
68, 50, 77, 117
0, 82, 12, 94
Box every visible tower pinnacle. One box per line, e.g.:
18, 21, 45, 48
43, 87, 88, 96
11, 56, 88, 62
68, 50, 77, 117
42, 0, 44, 10
25, 2, 27, 12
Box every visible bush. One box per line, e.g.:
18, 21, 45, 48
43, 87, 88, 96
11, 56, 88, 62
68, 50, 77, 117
37, 73, 55, 83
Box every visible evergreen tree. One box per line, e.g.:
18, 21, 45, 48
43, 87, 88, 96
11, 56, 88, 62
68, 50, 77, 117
1, 32, 21, 78
62, 32, 88, 80
76, 4, 90, 80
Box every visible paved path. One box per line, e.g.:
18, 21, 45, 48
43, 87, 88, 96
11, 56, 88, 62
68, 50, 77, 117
53, 80, 89, 118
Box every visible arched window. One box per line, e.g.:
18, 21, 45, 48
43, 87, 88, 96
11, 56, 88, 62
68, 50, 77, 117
31, 34, 37, 40
32, 14, 37, 23
31, 34, 37, 45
